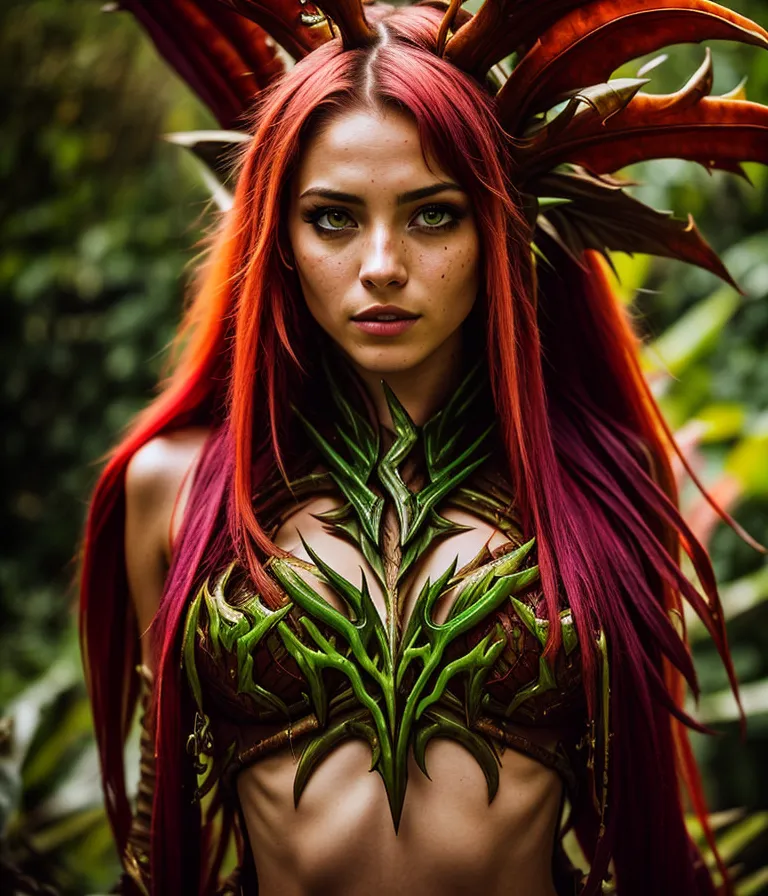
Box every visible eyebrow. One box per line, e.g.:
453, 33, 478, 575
298, 182, 465, 206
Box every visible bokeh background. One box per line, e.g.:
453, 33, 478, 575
0, 0, 766, 892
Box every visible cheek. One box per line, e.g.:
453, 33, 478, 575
422, 235, 480, 316
293, 242, 353, 318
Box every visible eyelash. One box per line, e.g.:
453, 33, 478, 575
303, 203, 465, 237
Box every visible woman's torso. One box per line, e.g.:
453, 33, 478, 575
175, 368, 586, 895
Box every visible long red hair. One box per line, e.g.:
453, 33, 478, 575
80, 6, 743, 893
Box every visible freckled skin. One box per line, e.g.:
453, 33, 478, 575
287, 108, 480, 424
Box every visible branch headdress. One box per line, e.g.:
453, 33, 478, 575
113, 0, 768, 287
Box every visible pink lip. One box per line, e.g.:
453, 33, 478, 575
352, 318, 419, 337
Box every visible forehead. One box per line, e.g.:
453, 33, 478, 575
293, 108, 451, 195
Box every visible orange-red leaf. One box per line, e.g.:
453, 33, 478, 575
443, 0, 517, 78
445, 0, 599, 78
497, 0, 768, 134
513, 62, 768, 181
121, 0, 287, 127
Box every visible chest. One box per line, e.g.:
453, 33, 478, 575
255, 461, 580, 725
183, 373, 584, 826
271, 487, 516, 630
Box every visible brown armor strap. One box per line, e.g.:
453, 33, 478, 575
228, 709, 577, 794
472, 715, 578, 795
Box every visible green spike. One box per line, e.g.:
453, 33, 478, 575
322, 355, 379, 457
502, 597, 571, 716
182, 585, 206, 713
376, 379, 419, 539
465, 626, 507, 725
313, 508, 387, 590
414, 631, 505, 720
447, 487, 523, 539
424, 360, 487, 466
510, 596, 550, 647
421, 708, 501, 803
448, 538, 537, 621
405, 429, 494, 545
294, 712, 379, 807
278, 623, 332, 727
503, 654, 558, 717
292, 405, 383, 545
398, 512, 467, 583
413, 719, 441, 779
297, 534, 364, 620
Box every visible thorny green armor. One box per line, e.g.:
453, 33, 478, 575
182, 361, 591, 829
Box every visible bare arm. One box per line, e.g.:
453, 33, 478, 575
119, 428, 208, 894
124, 428, 209, 672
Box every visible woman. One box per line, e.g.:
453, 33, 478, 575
79, 1, 768, 894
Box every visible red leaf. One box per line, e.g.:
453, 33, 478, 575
513, 54, 768, 181
445, 0, 605, 78
530, 168, 738, 286
497, 0, 768, 134
119, 0, 287, 127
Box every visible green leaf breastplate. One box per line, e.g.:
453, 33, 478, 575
182, 362, 584, 828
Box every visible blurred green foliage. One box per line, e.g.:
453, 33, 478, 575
0, 0, 766, 891
0, 0, 214, 700
0, 4, 213, 885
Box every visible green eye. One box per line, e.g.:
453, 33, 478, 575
315, 209, 353, 231
413, 205, 463, 231
420, 208, 448, 227
326, 210, 351, 228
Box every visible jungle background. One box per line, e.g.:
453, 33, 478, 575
0, 0, 766, 892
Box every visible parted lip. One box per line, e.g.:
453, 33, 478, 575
351, 304, 420, 321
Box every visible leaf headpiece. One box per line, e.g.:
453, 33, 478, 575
112, 0, 768, 283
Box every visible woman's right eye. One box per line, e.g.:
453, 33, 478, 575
309, 208, 356, 233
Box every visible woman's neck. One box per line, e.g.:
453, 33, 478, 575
346, 331, 465, 430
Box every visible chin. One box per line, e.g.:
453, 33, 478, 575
342, 343, 434, 378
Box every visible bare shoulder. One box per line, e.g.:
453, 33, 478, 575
125, 427, 210, 510
124, 427, 210, 659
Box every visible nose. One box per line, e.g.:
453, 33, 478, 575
358, 224, 408, 291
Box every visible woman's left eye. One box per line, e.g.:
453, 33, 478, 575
411, 205, 462, 231
310, 208, 356, 232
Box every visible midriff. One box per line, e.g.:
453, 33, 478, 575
237, 733, 563, 896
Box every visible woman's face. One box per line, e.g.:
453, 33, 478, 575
288, 107, 480, 379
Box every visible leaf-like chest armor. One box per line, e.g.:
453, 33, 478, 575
182, 362, 584, 827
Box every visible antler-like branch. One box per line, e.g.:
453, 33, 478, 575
217, 0, 334, 59
117, 0, 286, 127
513, 52, 768, 183
496, 0, 768, 134
315, 0, 378, 48
221, 0, 379, 53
